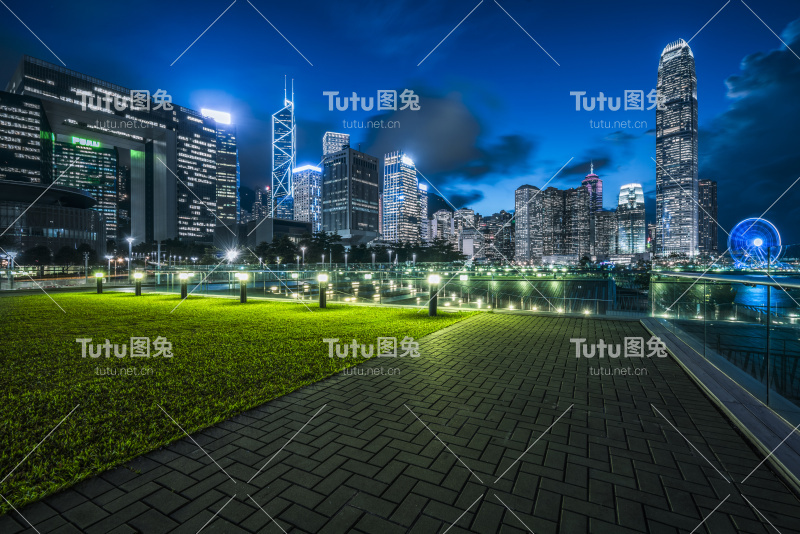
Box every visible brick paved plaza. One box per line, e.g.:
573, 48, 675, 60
2, 314, 799, 533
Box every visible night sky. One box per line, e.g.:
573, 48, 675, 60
1, 0, 799, 242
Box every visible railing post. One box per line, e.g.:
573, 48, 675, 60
766, 246, 772, 405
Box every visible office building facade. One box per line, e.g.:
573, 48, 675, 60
293, 165, 322, 232
322, 147, 379, 245
514, 185, 542, 263
656, 39, 699, 256
418, 183, 429, 242
214, 122, 239, 226
698, 179, 718, 254
617, 183, 646, 254
382, 151, 420, 243
323, 132, 349, 156
0, 91, 52, 185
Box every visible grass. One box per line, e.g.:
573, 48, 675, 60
0, 292, 474, 512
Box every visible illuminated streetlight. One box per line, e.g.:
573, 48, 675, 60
178, 272, 191, 299
317, 273, 329, 308
235, 272, 249, 303
428, 274, 441, 316
133, 272, 143, 296
301, 246, 306, 265
95, 272, 104, 294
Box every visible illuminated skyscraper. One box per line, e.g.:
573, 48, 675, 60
698, 179, 718, 254
323, 132, 349, 156
656, 39, 699, 256
617, 183, 646, 254
53, 134, 117, 240
272, 82, 295, 220
293, 165, 322, 233
582, 163, 602, 254
514, 184, 542, 263
418, 183, 429, 241
202, 110, 238, 226
382, 151, 420, 243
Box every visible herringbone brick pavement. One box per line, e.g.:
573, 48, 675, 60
2, 314, 799, 533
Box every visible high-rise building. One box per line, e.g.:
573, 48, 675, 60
293, 165, 322, 233
514, 185, 542, 263
53, 134, 117, 241
481, 210, 515, 262
418, 183, 429, 242
656, 39, 699, 256
322, 147, 379, 245
431, 209, 454, 243
617, 183, 646, 254
698, 179, 718, 254
582, 163, 602, 254
272, 83, 295, 220
540, 186, 590, 259
323, 132, 350, 156
252, 186, 270, 221
209, 118, 238, 226
595, 210, 618, 255
5, 55, 224, 243
382, 151, 421, 243
0, 92, 52, 184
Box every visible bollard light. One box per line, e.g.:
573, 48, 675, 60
428, 274, 441, 316
179, 272, 191, 299
236, 273, 249, 303
459, 274, 468, 281
95, 272, 104, 294
317, 273, 329, 308
133, 272, 144, 296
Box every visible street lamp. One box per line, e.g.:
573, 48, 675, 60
322, 254, 325, 266
388, 250, 393, 264
296, 255, 300, 271
178, 272, 191, 299
226, 250, 238, 264
372, 252, 375, 267
301, 246, 306, 265
133, 272, 143, 296
126, 237, 134, 278
236, 272, 249, 303
95, 272, 104, 294
105, 255, 112, 278
317, 273, 328, 308
428, 274, 441, 316
412, 253, 416, 266
276, 257, 281, 269
344, 253, 348, 270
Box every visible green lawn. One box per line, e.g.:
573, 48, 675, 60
0, 292, 473, 512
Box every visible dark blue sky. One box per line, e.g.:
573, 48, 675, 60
1, 0, 799, 242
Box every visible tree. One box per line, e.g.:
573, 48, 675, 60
76, 243, 97, 266
54, 246, 81, 270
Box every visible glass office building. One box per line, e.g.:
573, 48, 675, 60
292, 165, 322, 233
382, 151, 420, 243
617, 183, 646, 254
656, 39, 699, 256
322, 147, 379, 246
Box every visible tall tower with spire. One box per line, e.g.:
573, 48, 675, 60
656, 38, 699, 257
582, 162, 603, 255
272, 77, 296, 219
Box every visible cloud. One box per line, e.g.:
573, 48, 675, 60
699, 17, 800, 241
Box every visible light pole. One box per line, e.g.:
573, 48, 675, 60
344, 253, 348, 270
83, 252, 89, 283
134, 272, 143, 296
318, 273, 328, 308
236, 273, 248, 303
296, 255, 300, 271
372, 252, 375, 267
428, 274, 440, 316
105, 255, 112, 278
322, 254, 325, 267
277, 257, 281, 270
301, 246, 306, 265
126, 237, 134, 278
388, 250, 392, 265
412, 253, 416, 266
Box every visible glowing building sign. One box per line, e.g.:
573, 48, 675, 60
72, 136, 100, 148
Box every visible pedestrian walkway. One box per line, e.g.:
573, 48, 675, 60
2, 314, 799, 533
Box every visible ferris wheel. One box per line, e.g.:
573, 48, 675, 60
728, 218, 782, 268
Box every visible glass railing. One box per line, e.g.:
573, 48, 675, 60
650, 244, 800, 426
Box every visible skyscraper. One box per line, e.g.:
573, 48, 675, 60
656, 39, 699, 256
582, 163, 602, 254
208, 116, 239, 227
322, 147, 379, 245
323, 132, 350, 156
595, 210, 618, 255
382, 151, 421, 243
272, 82, 295, 220
0, 92, 52, 184
514, 185, 542, 263
540, 186, 590, 259
617, 183, 646, 254
418, 183, 429, 241
293, 165, 322, 233
698, 179, 718, 254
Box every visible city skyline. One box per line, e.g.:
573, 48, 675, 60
1, 0, 797, 243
